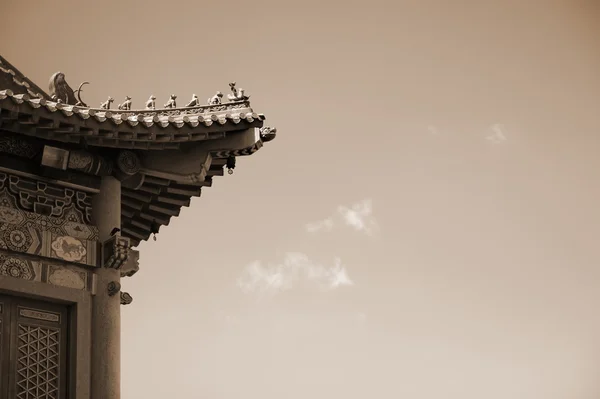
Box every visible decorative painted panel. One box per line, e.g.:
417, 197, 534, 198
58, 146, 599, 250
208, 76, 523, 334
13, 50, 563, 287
0, 172, 95, 226
0, 220, 97, 267
0, 251, 92, 292
0, 254, 41, 282
47, 232, 96, 266
0, 202, 98, 243
45, 264, 89, 291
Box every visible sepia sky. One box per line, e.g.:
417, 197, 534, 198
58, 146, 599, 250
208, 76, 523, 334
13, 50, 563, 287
2, 1, 600, 398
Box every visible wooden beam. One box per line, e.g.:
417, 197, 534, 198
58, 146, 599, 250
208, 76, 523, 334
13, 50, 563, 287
122, 188, 152, 203
165, 185, 201, 197
148, 203, 180, 217
138, 210, 170, 226
137, 184, 162, 195
121, 206, 135, 218
121, 197, 145, 210
207, 166, 224, 177
156, 194, 190, 207
130, 218, 152, 231
143, 175, 171, 186
121, 225, 148, 241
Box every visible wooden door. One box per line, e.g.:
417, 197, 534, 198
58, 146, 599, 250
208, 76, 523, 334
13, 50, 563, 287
0, 294, 69, 399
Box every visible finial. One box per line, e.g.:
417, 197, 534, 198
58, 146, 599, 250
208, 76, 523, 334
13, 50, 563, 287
227, 82, 250, 101
259, 126, 277, 142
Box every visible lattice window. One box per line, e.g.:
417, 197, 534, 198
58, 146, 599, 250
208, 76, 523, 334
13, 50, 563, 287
15, 324, 60, 399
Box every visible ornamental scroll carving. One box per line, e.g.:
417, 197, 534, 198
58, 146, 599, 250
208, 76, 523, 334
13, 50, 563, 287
0, 134, 42, 159
120, 248, 139, 277
0, 253, 39, 281
107, 281, 121, 296
116, 100, 250, 119
67, 151, 92, 169
120, 292, 133, 305
66, 149, 113, 176
116, 151, 141, 176
102, 234, 131, 269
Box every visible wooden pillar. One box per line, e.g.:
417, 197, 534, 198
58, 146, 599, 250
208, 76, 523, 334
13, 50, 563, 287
90, 176, 121, 399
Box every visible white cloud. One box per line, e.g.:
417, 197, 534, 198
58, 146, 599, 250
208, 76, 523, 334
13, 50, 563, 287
305, 199, 378, 236
337, 199, 378, 236
486, 124, 507, 144
304, 217, 334, 233
237, 252, 354, 295
427, 125, 441, 135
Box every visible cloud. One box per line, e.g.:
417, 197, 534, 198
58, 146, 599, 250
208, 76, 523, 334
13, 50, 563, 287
237, 252, 354, 295
427, 125, 440, 135
305, 217, 334, 233
337, 199, 378, 236
304, 199, 378, 236
486, 124, 507, 144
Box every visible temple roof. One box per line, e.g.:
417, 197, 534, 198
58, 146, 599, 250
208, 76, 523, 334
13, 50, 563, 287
0, 55, 50, 100
0, 90, 265, 150
0, 56, 277, 246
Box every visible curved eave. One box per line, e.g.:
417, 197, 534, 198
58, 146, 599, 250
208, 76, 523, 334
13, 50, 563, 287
0, 90, 265, 149
120, 140, 268, 246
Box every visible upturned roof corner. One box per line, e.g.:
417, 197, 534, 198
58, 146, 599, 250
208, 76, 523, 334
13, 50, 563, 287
0, 56, 278, 245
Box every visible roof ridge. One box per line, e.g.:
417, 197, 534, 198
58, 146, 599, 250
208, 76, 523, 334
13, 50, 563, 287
0, 55, 51, 100
0, 89, 268, 149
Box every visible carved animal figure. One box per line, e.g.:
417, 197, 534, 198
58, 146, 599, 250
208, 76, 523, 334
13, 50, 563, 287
208, 91, 223, 105
229, 82, 237, 97
118, 96, 132, 110
73, 81, 90, 107
145, 95, 156, 110
186, 94, 199, 107
227, 82, 250, 101
164, 94, 177, 108
48, 72, 78, 104
100, 96, 114, 110
259, 126, 277, 142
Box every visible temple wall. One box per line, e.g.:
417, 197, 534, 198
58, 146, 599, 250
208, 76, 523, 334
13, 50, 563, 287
0, 171, 99, 289
0, 167, 128, 398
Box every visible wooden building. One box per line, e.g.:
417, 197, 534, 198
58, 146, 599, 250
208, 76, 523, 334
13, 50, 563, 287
0, 55, 276, 399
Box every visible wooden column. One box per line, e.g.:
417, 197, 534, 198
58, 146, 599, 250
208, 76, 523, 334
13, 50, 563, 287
90, 176, 122, 399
